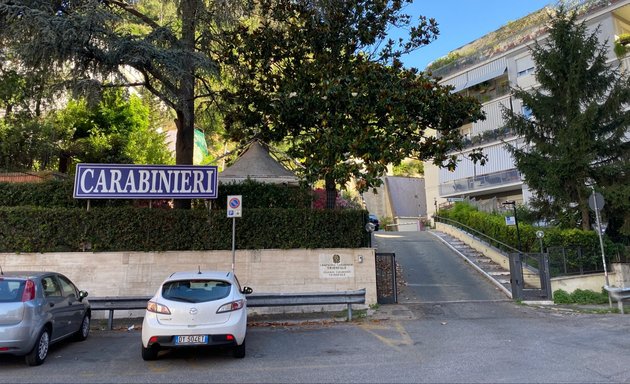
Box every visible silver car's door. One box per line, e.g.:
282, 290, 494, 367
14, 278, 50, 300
40, 275, 71, 340
57, 274, 86, 333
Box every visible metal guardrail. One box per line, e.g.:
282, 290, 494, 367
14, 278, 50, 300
90, 289, 367, 329
89, 296, 150, 330
604, 286, 630, 314
248, 289, 366, 321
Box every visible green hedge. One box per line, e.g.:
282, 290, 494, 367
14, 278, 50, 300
438, 202, 616, 253
0, 179, 80, 208
553, 289, 610, 305
0, 179, 313, 209
438, 203, 625, 276
0, 206, 369, 252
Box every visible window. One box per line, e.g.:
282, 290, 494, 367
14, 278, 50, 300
0, 280, 23, 302
162, 279, 232, 303
522, 106, 533, 120
41, 276, 62, 297
517, 67, 535, 77
57, 275, 78, 298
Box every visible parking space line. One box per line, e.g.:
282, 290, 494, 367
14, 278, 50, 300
358, 321, 413, 351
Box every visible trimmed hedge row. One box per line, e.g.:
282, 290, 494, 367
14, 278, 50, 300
0, 206, 369, 252
438, 202, 622, 257
0, 179, 314, 209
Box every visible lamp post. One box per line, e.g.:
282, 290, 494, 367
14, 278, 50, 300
503, 200, 522, 253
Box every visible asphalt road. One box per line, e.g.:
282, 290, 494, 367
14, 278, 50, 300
2, 230, 629, 383
2, 304, 629, 383
373, 231, 508, 303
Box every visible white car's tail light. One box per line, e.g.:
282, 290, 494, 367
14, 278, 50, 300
147, 301, 171, 314
21, 280, 35, 302
217, 299, 244, 313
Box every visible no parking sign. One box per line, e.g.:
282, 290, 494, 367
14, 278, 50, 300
227, 195, 242, 218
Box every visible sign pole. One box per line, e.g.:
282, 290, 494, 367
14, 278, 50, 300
227, 195, 242, 275
592, 193, 611, 308
231, 217, 236, 274
589, 188, 611, 308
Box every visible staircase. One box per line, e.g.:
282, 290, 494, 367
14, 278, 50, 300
431, 230, 513, 298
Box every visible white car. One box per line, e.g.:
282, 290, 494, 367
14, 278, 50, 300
141, 271, 252, 361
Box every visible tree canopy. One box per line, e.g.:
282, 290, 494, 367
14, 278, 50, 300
504, 6, 630, 238
0, 0, 239, 207
220, 0, 484, 207
1, 0, 487, 209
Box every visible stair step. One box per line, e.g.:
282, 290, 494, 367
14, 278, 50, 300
487, 271, 510, 276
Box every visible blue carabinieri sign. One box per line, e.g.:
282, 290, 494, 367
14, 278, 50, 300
73, 164, 218, 199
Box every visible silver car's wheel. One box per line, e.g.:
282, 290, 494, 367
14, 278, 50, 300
74, 314, 90, 341
25, 329, 49, 366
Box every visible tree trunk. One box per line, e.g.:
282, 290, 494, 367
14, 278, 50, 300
58, 152, 70, 173
173, 0, 198, 210
325, 175, 337, 209
173, 109, 194, 210
580, 204, 591, 231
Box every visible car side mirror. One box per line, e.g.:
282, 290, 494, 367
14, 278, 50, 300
79, 290, 89, 301
242, 286, 253, 295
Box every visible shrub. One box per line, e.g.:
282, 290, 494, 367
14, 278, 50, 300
553, 289, 609, 305
552, 289, 572, 304
0, 206, 370, 252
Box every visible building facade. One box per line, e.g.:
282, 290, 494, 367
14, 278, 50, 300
424, 0, 630, 218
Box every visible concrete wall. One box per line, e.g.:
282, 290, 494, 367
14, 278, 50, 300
611, 263, 630, 288
0, 248, 376, 318
550, 273, 607, 294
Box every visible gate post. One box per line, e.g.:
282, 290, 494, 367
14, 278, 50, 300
509, 253, 524, 300
539, 253, 552, 300
375, 253, 398, 304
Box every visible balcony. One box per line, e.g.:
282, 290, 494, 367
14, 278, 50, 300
439, 169, 522, 197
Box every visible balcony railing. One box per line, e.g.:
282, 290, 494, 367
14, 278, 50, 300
439, 169, 521, 196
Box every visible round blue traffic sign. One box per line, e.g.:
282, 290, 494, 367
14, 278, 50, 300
229, 197, 241, 209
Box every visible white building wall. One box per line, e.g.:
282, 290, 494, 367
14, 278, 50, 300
428, 1, 629, 206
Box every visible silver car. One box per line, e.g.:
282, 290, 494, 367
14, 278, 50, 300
0, 271, 91, 366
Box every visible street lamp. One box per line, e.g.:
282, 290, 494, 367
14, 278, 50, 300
503, 200, 522, 253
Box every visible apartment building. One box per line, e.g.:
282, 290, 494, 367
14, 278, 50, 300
423, 0, 630, 218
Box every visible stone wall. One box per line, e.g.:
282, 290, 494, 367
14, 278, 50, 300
1, 248, 376, 318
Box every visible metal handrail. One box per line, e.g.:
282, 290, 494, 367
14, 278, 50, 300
434, 215, 520, 254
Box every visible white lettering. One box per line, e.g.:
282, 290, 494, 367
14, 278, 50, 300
180, 171, 192, 193
110, 170, 123, 193
159, 171, 171, 193
95, 170, 109, 193
151, 170, 159, 193
171, 170, 181, 193
206, 170, 215, 194
80, 169, 94, 193
192, 170, 204, 193
123, 171, 137, 193
138, 171, 150, 193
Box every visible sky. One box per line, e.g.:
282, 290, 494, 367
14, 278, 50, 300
397, 0, 554, 70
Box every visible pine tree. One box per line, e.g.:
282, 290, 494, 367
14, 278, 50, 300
504, 6, 630, 237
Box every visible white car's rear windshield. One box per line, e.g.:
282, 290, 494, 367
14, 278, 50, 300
0, 279, 25, 303
162, 280, 232, 303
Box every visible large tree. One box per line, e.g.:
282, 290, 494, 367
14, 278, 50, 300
53, 89, 173, 167
0, 0, 237, 208
503, 6, 630, 235
221, 0, 485, 208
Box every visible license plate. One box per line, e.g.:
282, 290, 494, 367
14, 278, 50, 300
175, 335, 208, 345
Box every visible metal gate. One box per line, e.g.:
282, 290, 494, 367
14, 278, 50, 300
375, 252, 397, 304
508, 253, 552, 301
